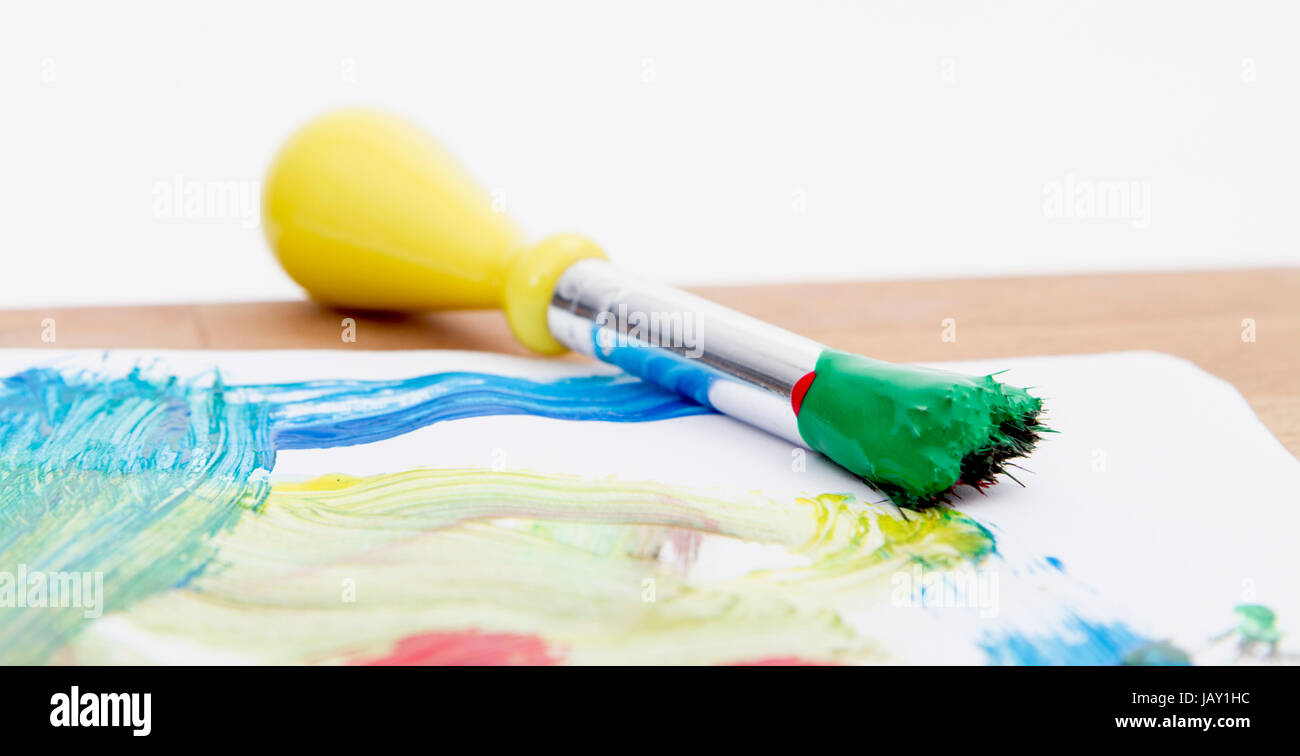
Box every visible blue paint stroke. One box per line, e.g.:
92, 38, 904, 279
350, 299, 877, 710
978, 617, 1179, 665
234, 371, 707, 450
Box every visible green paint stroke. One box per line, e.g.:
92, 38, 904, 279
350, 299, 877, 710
0, 368, 272, 663
1232, 604, 1282, 646
796, 349, 1045, 507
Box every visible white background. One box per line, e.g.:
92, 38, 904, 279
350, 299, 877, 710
2, 1, 1297, 308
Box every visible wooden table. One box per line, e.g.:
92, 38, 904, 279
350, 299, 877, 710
2, 268, 1297, 457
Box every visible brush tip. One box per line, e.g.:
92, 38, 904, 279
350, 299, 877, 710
794, 350, 1048, 510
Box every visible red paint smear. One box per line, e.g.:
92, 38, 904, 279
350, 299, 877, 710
356, 630, 561, 666
729, 656, 840, 666
790, 371, 817, 416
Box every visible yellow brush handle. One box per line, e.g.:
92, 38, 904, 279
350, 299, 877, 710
262, 109, 606, 354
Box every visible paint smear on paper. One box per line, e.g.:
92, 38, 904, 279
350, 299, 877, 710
235, 370, 707, 450
0, 365, 699, 662
355, 630, 561, 666
64, 471, 1006, 665
1, 360, 1157, 665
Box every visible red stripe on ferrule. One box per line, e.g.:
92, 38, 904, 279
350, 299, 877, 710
791, 371, 816, 416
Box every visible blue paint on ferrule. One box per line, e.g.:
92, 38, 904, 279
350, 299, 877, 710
590, 322, 717, 410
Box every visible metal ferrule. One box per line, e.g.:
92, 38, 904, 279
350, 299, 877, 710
547, 259, 825, 446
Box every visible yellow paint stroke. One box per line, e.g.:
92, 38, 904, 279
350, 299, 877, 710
58, 468, 996, 665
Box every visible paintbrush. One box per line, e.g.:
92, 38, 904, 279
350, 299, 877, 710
262, 109, 1046, 508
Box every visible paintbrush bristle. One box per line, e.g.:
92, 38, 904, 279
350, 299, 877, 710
795, 350, 1049, 510
868, 406, 1048, 510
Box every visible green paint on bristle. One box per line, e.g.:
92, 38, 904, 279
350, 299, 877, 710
796, 349, 1047, 509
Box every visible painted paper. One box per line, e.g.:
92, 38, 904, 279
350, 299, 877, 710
0, 349, 1295, 665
